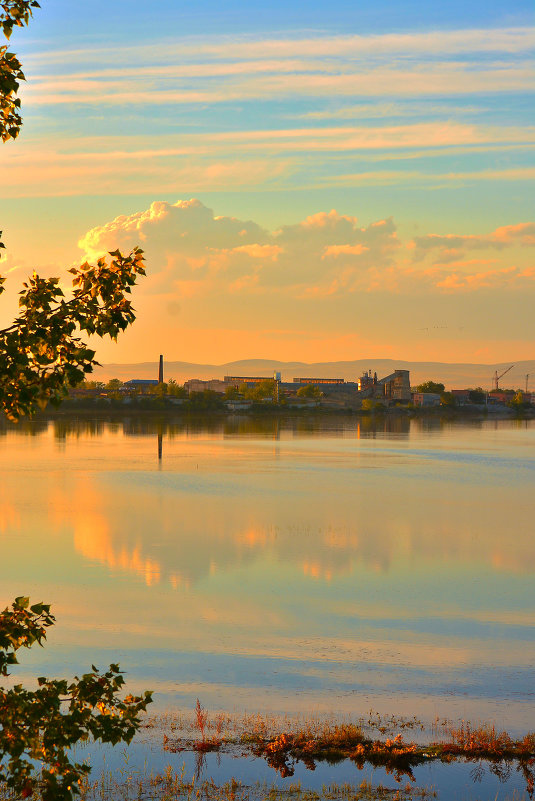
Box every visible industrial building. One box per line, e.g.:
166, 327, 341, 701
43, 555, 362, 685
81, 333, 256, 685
293, 377, 345, 385
412, 392, 442, 407
181, 368, 412, 406
124, 379, 159, 391
224, 375, 276, 386
120, 357, 412, 407
184, 379, 228, 394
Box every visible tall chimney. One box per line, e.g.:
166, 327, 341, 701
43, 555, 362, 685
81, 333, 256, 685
159, 354, 164, 383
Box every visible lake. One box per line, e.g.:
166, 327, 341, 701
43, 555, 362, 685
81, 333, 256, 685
2, 414, 534, 736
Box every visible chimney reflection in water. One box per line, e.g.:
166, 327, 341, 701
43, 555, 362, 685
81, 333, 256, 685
158, 354, 164, 463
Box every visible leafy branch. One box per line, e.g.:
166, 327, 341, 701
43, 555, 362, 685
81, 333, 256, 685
0, 0, 39, 142
0, 597, 153, 800
0, 247, 146, 420
1, 1, 40, 39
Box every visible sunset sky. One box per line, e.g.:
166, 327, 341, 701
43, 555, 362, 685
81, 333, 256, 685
1, 0, 534, 364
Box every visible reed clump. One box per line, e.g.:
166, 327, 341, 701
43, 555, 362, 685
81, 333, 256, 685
442, 722, 513, 755
164, 699, 226, 754
244, 718, 535, 788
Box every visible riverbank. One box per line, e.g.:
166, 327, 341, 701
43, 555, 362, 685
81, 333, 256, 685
3, 398, 533, 424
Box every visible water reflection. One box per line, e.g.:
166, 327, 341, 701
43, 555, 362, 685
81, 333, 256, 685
0, 413, 416, 440
1, 416, 534, 728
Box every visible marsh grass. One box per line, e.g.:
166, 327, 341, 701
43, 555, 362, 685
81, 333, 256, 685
7, 709, 531, 799
0, 765, 439, 801
248, 723, 535, 786
156, 710, 424, 754
155, 707, 535, 794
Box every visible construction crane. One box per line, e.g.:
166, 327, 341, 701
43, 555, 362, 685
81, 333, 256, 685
493, 364, 514, 391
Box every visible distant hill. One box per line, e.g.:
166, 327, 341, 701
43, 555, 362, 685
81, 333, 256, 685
93, 358, 535, 391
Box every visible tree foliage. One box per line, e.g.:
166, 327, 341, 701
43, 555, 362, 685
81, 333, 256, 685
414, 380, 445, 394
1, 1, 39, 39
0, 0, 39, 143
468, 387, 486, 403
188, 389, 224, 409
440, 391, 456, 406
509, 390, 528, 408
105, 378, 123, 392
0, 597, 152, 800
0, 248, 146, 420
1, 7, 152, 798
167, 378, 187, 398
362, 398, 385, 412
240, 379, 276, 402
296, 383, 322, 399
1, 1, 147, 421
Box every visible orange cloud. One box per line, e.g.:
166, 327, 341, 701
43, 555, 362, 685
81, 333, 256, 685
435, 266, 519, 291
412, 221, 535, 257
231, 244, 283, 260
492, 221, 535, 245
323, 244, 369, 258
77, 199, 535, 303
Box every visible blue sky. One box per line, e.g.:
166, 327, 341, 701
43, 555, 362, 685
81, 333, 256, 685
0, 0, 533, 364
21, 0, 534, 37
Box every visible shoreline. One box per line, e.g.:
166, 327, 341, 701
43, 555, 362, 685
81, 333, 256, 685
3, 401, 533, 424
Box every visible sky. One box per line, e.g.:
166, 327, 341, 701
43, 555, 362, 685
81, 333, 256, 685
0, 0, 534, 364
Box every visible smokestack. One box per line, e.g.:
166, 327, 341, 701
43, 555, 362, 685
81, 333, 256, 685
159, 354, 164, 383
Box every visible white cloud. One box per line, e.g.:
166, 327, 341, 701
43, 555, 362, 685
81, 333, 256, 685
79, 200, 399, 297
78, 200, 535, 301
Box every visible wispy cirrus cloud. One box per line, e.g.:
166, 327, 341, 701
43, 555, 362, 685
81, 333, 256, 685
298, 102, 490, 121
326, 166, 535, 188
8, 122, 535, 161
21, 61, 535, 106
2, 121, 533, 198
8, 21, 533, 209
24, 27, 535, 67
0, 151, 294, 197
206, 123, 535, 148
18, 25, 535, 111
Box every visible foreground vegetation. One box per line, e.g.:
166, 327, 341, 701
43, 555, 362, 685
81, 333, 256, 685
156, 705, 535, 796
1, 704, 534, 800
0, 770, 439, 801
0, 598, 151, 800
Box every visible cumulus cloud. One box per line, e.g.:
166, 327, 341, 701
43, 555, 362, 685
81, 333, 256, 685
80, 199, 271, 294
78, 199, 535, 300
80, 201, 404, 298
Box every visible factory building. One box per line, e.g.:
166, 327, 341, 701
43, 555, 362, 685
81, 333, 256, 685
224, 375, 273, 386
181, 366, 412, 406
293, 377, 345, 385
412, 392, 441, 407
289, 369, 411, 403
378, 370, 411, 401
124, 379, 159, 391
184, 379, 228, 394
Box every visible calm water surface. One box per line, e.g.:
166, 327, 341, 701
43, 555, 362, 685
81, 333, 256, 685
2, 415, 534, 733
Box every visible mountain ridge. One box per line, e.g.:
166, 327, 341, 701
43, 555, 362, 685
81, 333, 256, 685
93, 358, 535, 390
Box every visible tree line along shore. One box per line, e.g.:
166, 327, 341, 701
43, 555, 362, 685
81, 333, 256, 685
50, 376, 534, 418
